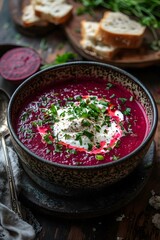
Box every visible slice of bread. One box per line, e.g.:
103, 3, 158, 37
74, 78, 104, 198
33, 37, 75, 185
80, 20, 118, 59
22, 4, 49, 27
34, 2, 73, 24
81, 20, 99, 41
96, 11, 146, 48
80, 38, 118, 59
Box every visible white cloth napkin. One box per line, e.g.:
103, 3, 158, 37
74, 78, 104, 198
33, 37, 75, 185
0, 137, 38, 240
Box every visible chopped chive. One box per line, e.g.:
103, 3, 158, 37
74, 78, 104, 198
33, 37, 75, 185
81, 119, 91, 127
110, 94, 115, 99
88, 143, 93, 151
129, 96, 134, 102
83, 130, 94, 140
43, 134, 52, 145
21, 112, 30, 121
95, 155, 104, 160
106, 83, 113, 89
119, 98, 127, 104
64, 134, 71, 139
113, 155, 119, 161
66, 149, 77, 154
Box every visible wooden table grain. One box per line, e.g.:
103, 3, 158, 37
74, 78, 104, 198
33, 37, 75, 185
1, 1, 160, 239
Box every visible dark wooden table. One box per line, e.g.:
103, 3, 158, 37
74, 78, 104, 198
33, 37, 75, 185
1, 1, 160, 239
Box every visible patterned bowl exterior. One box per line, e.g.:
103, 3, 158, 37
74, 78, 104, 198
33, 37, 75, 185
8, 62, 158, 190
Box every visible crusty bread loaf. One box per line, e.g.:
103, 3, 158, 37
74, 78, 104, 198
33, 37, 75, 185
96, 11, 146, 48
22, 4, 49, 27
34, 2, 73, 24
80, 20, 118, 59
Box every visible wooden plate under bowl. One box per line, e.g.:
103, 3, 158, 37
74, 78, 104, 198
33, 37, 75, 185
64, 0, 160, 68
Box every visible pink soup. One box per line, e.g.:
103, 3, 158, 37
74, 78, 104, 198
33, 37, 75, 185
16, 79, 150, 166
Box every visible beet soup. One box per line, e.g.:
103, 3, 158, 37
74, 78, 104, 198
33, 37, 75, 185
16, 79, 150, 166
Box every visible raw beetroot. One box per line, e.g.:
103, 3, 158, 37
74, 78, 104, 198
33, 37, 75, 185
0, 47, 41, 81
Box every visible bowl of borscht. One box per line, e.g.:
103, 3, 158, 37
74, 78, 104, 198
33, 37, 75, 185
8, 61, 158, 192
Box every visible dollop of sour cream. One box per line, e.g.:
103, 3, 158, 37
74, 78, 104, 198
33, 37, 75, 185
46, 95, 125, 154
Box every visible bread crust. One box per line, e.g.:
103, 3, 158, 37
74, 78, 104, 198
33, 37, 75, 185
96, 11, 146, 48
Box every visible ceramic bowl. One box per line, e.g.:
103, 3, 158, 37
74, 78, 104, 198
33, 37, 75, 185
7, 62, 158, 193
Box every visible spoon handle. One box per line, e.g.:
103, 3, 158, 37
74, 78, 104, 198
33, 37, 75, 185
1, 135, 22, 218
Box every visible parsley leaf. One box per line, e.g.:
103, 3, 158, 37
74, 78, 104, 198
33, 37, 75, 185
123, 107, 131, 116
41, 52, 77, 70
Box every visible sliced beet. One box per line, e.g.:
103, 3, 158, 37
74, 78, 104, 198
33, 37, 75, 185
0, 47, 41, 81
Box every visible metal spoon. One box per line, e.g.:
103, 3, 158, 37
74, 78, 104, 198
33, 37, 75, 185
0, 89, 22, 218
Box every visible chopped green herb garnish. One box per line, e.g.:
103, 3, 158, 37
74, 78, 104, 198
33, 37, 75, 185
75, 132, 83, 145
67, 97, 74, 101
21, 112, 30, 121
55, 144, 63, 153
95, 155, 104, 161
75, 95, 82, 101
66, 149, 77, 154
115, 140, 121, 148
113, 155, 119, 161
41, 52, 77, 70
129, 96, 134, 102
99, 100, 109, 106
110, 94, 115, 99
95, 125, 101, 132
64, 134, 71, 140
88, 143, 93, 151
106, 83, 113, 90
50, 104, 57, 115
119, 98, 127, 104
89, 103, 101, 113
83, 130, 94, 140
123, 107, 131, 116
81, 119, 91, 127
43, 134, 52, 145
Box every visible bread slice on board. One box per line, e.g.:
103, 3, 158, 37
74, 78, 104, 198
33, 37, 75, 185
34, 1, 73, 24
96, 11, 146, 48
80, 20, 118, 59
22, 4, 49, 27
